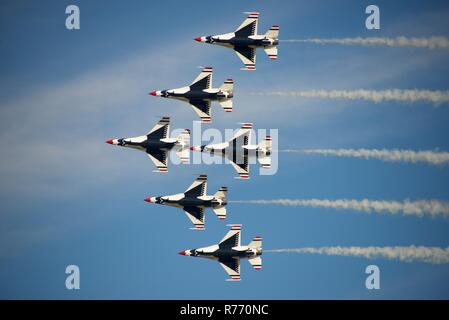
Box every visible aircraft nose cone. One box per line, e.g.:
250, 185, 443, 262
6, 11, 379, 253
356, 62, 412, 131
194, 37, 202, 42
144, 197, 152, 203
178, 250, 187, 255
149, 91, 157, 96
105, 139, 113, 144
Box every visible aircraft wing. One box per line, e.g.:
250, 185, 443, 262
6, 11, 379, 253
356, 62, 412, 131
146, 148, 168, 173
190, 66, 212, 91
223, 123, 252, 179
184, 174, 207, 197
218, 257, 241, 281
183, 206, 205, 230
146, 116, 170, 140
228, 157, 250, 179
230, 123, 252, 142
189, 99, 211, 123
219, 224, 241, 248
233, 46, 256, 70
235, 12, 259, 37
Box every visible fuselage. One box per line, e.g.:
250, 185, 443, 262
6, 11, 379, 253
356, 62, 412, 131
186, 245, 262, 259
113, 136, 177, 152
157, 87, 232, 101
149, 194, 226, 208
198, 143, 271, 160
203, 34, 278, 48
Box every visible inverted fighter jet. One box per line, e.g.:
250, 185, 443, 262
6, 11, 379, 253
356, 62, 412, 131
190, 123, 272, 179
144, 174, 227, 230
179, 224, 262, 281
105, 116, 190, 173
148, 67, 233, 123
194, 12, 279, 70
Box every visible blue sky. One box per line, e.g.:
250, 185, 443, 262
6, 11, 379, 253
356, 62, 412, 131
1, 0, 449, 299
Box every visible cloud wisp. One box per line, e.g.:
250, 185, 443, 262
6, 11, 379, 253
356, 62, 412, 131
230, 199, 449, 218
280, 36, 449, 50
250, 89, 449, 105
281, 148, 449, 166
265, 246, 449, 264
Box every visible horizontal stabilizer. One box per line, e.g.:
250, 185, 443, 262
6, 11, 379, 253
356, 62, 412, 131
212, 206, 227, 220
219, 99, 233, 113
265, 25, 279, 39
213, 186, 228, 200
175, 148, 190, 164
248, 236, 262, 249
258, 135, 272, 150
219, 79, 234, 92
263, 46, 278, 60
248, 256, 262, 270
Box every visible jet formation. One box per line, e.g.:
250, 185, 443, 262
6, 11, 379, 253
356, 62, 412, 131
107, 11, 277, 280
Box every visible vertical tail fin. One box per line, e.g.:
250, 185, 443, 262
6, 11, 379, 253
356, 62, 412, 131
265, 25, 279, 39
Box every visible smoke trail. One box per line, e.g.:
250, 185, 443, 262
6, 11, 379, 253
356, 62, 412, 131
251, 89, 449, 104
265, 246, 449, 264
230, 199, 449, 218
296, 148, 449, 166
281, 36, 449, 50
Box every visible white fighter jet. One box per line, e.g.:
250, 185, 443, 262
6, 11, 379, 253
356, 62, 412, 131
179, 224, 262, 281
106, 116, 190, 173
190, 123, 272, 179
149, 67, 233, 123
144, 174, 227, 230
194, 12, 279, 70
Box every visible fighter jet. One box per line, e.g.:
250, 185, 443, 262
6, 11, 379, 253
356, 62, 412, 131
105, 116, 190, 173
148, 67, 234, 123
144, 174, 227, 230
190, 123, 272, 179
194, 12, 279, 70
179, 224, 262, 281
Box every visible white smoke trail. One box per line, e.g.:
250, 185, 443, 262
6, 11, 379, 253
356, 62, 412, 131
281, 36, 449, 50
230, 199, 449, 218
295, 148, 449, 166
265, 246, 449, 264
251, 89, 449, 104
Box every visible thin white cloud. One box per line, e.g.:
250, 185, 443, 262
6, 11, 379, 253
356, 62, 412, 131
231, 199, 449, 218
281, 36, 449, 50
0, 42, 211, 198
266, 246, 449, 264
251, 89, 449, 104
284, 148, 449, 166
